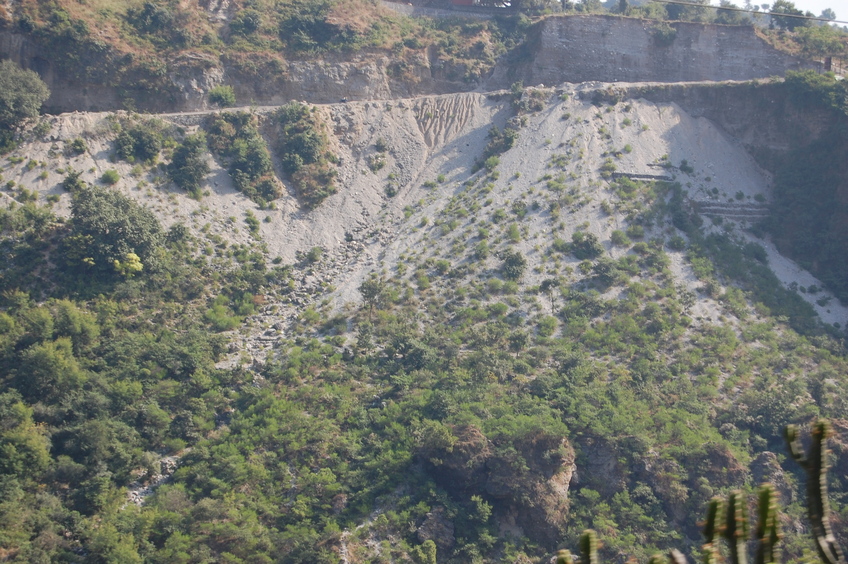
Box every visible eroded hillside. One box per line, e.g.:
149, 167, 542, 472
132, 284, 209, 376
7, 82, 845, 341
3, 7, 848, 563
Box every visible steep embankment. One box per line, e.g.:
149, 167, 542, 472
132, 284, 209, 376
488, 15, 816, 88
0, 13, 817, 113
8, 82, 846, 370
595, 78, 848, 304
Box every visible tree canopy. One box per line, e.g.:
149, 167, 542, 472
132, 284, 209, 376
0, 60, 50, 132
67, 187, 164, 276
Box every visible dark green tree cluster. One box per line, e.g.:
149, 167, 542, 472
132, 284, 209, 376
168, 132, 210, 198
273, 102, 337, 208
0, 60, 50, 151
0, 192, 293, 561
767, 71, 848, 307
114, 118, 168, 163
205, 112, 282, 207
63, 186, 164, 278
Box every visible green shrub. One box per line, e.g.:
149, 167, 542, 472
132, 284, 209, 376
501, 249, 526, 281
306, 246, 323, 263
610, 230, 631, 247
230, 8, 262, 35
651, 22, 677, 46
537, 315, 557, 337
273, 102, 336, 208
208, 85, 236, 107
62, 169, 88, 194
204, 295, 243, 331
668, 235, 687, 251
115, 121, 165, 163
626, 224, 645, 240
68, 138, 87, 155
571, 232, 604, 260
101, 170, 120, 185
244, 210, 260, 235
168, 132, 210, 197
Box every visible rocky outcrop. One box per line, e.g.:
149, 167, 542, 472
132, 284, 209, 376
490, 15, 817, 88
416, 423, 576, 545
750, 451, 793, 504
0, 28, 477, 112
417, 506, 456, 553
2, 13, 821, 113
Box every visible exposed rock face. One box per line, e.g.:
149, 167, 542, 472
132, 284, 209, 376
0, 29, 475, 112
1, 14, 819, 113
417, 424, 576, 545
490, 15, 816, 88
750, 451, 793, 504
417, 506, 456, 553
578, 437, 626, 497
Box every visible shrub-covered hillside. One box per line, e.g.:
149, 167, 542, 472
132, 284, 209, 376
1, 70, 848, 563
0, 5, 848, 561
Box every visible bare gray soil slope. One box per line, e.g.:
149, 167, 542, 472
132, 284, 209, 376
6, 82, 846, 366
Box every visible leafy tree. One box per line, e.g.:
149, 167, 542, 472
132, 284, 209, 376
0, 60, 50, 149
62, 168, 88, 193
359, 274, 386, 316
115, 122, 164, 162
715, 0, 750, 25
820, 8, 836, 20
664, 0, 711, 21
796, 24, 846, 58
0, 391, 50, 477
68, 187, 164, 275
771, 0, 808, 30
168, 132, 210, 197
15, 337, 87, 402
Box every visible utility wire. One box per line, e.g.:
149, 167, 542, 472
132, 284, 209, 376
648, 0, 848, 25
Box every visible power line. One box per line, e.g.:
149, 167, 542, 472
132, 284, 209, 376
648, 0, 848, 25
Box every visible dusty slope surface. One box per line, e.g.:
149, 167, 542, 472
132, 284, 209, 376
5, 83, 846, 366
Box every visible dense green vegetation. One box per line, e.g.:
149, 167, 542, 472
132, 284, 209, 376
272, 102, 337, 208
205, 112, 282, 207
5, 144, 848, 563
0, 60, 50, 151
0, 188, 298, 561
